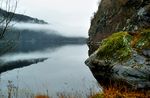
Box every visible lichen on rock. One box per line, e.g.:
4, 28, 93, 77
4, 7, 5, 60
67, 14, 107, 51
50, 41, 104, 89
86, 30, 150, 89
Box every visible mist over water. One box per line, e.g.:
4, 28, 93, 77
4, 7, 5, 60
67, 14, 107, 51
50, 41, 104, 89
0, 0, 103, 97
16, 0, 98, 37
12, 22, 85, 37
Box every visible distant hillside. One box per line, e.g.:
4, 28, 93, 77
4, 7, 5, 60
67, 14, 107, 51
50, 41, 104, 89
0, 28, 86, 53
0, 9, 48, 24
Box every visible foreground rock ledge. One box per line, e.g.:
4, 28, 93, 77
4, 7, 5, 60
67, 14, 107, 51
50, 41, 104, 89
86, 31, 150, 89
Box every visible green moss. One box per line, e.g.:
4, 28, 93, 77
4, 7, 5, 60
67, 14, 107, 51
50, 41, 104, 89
95, 29, 150, 62
135, 30, 150, 49
96, 32, 132, 61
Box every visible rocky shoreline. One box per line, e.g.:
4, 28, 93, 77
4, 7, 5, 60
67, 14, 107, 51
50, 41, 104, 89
86, 0, 150, 89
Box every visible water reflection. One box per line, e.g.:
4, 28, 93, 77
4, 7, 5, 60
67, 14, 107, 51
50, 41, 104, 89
0, 26, 101, 97
2, 28, 86, 53
0, 58, 48, 73
0, 45, 101, 97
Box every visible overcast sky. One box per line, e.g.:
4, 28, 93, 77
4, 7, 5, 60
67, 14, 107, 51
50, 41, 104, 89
16, 0, 99, 37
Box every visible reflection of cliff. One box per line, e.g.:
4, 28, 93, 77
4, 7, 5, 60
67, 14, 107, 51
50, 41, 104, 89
2, 28, 86, 53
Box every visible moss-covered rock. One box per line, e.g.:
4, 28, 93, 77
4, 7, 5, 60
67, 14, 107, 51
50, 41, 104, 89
96, 32, 132, 61
88, 0, 150, 55
86, 0, 150, 90
132, 30, 150, 50
86, 30, 150, 89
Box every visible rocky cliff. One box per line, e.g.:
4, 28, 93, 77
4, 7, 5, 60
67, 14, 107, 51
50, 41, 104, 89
86, 0, 150, 89
88, 0, 150, 55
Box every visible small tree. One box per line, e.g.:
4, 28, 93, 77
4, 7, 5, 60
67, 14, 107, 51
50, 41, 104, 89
0, 0, 18, 55
0, 0, 17, 39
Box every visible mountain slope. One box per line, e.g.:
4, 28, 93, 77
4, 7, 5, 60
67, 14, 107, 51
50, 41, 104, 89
0, 8, 48, 24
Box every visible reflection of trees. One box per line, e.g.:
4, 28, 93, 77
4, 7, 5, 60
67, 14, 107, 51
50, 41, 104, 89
0, 0, 18, 55
0, 40, 16, 55
0, 58, 48, 73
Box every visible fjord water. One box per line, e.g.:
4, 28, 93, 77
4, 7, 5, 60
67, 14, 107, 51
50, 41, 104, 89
0, 43, 101, 97
0, 0, 101, 97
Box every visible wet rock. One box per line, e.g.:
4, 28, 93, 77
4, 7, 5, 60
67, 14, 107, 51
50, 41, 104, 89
143, 49, 150, 57
86, 31, 150, 89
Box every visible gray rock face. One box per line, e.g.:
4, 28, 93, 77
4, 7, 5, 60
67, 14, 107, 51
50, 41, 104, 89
88, 0, 150, 55
86, 49, 150, 89
86, 0, 150, 89
143, 49, 150, 57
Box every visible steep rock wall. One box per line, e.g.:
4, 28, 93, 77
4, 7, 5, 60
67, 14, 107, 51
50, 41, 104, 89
88, 0, 150, 55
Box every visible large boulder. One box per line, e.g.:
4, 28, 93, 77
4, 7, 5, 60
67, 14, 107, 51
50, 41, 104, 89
86, 31, 150, 89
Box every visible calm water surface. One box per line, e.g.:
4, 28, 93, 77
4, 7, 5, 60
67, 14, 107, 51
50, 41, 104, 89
0, 44, 101, 97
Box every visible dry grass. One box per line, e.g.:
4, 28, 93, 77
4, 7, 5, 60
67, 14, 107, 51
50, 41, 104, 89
91, 80, 150, 98
102, 87, 150, 98
35, 95, 50, 98
34, 82, 150, 98
35, 88, 150, 98
91, 89, 150, 98
6, 81, 150, 98
130, 32, 141, 47
34, 95, 79, 98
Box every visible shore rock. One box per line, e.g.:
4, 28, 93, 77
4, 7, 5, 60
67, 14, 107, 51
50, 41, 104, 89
86, 30, 150, 89
86, 0, 150, 89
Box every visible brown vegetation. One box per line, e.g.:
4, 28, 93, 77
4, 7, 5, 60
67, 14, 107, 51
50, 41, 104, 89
35, 95, 49, 98
91, 79, 150, 98
101, 86, 150, 98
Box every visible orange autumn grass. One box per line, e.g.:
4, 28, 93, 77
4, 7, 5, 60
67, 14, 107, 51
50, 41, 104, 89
106, 87, 149, 98
35, 89, 150, 98
35, 86, 150, 98
35, 81, 150, 98
35, 95, 49, 98
91, 83, 150, 98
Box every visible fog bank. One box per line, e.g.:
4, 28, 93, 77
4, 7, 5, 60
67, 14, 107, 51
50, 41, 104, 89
12, 22, 88, 37
16, 0, 98, 37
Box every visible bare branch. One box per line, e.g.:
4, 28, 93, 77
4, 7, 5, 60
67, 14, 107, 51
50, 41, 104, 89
0, 0, 17, 39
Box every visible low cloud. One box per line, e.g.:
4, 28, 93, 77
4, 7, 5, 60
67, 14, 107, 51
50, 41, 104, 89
11, 22, 88, 37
